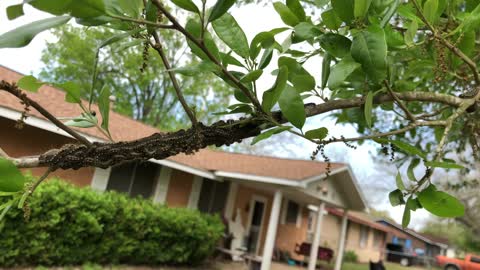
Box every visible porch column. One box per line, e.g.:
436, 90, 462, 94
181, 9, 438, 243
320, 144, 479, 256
308, 202, 326, 270
261, 190, 283, 270
334, 209, 349, 270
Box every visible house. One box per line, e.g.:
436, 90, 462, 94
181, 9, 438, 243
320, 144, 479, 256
323, 208, 391, 263
1, 65, 377, 270
378, 219, 449, 261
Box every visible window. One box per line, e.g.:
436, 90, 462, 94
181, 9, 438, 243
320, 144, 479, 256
471, 256, 480, 264
359, 225, 369, 248
197, 179, 230, 214
106, 161, 159, 198
373, 230, 384, 248
285, 200, 300, 224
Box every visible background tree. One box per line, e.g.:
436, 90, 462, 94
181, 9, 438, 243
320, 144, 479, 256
39, 24, 230, 130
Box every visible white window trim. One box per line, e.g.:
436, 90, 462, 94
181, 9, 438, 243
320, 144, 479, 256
152, 166, 172, 204
187, 176, 203, 209
90, 167, 111, 192
246, 195, 268, 255
281, 199, 302, 228
359, 225, 369, 248
224, 182, 238, 220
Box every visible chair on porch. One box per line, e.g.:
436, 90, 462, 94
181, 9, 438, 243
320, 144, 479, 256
294, 242, 334, 263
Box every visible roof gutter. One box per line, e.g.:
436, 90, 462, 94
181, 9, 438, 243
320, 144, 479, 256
214, 171, 306, 188
301, 166, 348, 185
0, 106, 104, 143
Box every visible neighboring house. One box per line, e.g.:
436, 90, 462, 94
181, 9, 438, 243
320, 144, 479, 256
325, 208, 391, 263
1, 65, 372, 270
378, 219, 449, 258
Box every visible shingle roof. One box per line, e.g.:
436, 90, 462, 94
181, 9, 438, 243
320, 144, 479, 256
170, 150, 345, 181
0, 65, 344, 181
327, 208, 392, 232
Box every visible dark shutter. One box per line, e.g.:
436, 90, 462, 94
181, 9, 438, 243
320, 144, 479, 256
130, 162, 159, 198
107, 162, 135, 193
197, 179, 230, 214
286, 201, 299, 224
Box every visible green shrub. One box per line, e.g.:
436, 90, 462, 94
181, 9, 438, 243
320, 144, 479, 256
343, 250, 358, 263
0, 179, 224, 267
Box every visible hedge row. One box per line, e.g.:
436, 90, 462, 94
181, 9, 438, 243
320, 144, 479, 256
0, 179, 224, 266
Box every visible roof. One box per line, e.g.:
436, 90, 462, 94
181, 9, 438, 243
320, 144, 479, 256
170, 150, 345, 181
377, 219, 449, 248
0, 65, 159, 141
327, 208, 391, 233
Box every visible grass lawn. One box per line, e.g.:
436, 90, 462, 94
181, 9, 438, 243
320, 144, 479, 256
341, 262, 440, 270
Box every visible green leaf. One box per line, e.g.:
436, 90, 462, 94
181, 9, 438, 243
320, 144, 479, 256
0, 158, 25, 192
7, 4, 24, 20
17, 75, 44, 92
327, 58, 361, 89
402, 205, 411, 228
68, 0, 106, 18
404, 20, 418, 46
27, 0, 73, 16
0, 200, 13, 222
212, 13, 250, 59
407, 158, 420, 181
273, 2, 300, 27
241, 70, 263, 83
364, 91, 373, 128
278, 56, 315, 92
286, 0, 306, 21
116, 0, 143, 18
321, 53, 332, 89
390, 140, 427, 159
98, 85, 111, 132
262, 66, 288, 111
251, 126, 291, 145
171, 0, 199, 13
424, 161, 464, 169
221, 52, 245, 68
293, 22, 320, 41
396, 171, 406, 191
418, 185, 465, 218
208, 0, 236, 22
57, 81, 82, 104
321, 9, 342, 30
185, 19, 220, 61
259, 48, 274, 69
305, 127, 328, 140
350, 24, 387, 82
64, 116, 97, 128
389, 189, 405, 206
278, 85, 306, 129
406, 197, 422, 211
331, 0, 354, 23
380, 0, 399, 27
453, 31, 476, 67
423, 0, 439, 24
319, 33, 352, 58
354, 0, 372, 18
0, 16, 71, 48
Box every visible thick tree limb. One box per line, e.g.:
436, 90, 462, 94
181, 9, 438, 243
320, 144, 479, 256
8, 88, 465, 170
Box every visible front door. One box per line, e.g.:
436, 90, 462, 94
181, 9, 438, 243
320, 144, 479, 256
246, 197, 266, 254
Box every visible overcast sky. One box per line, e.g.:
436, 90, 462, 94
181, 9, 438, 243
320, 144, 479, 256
0, 0, 437, 229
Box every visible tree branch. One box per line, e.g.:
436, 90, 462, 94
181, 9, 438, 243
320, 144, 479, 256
384, 80, 416, 122
150, 33, 198, 126
9, 89, 466, 170
0, 81, 93, 147
411, 0, 480, 85
150, 0, 265, 114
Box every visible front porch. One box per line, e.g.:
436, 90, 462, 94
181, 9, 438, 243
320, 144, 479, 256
220, 167, 366, 270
